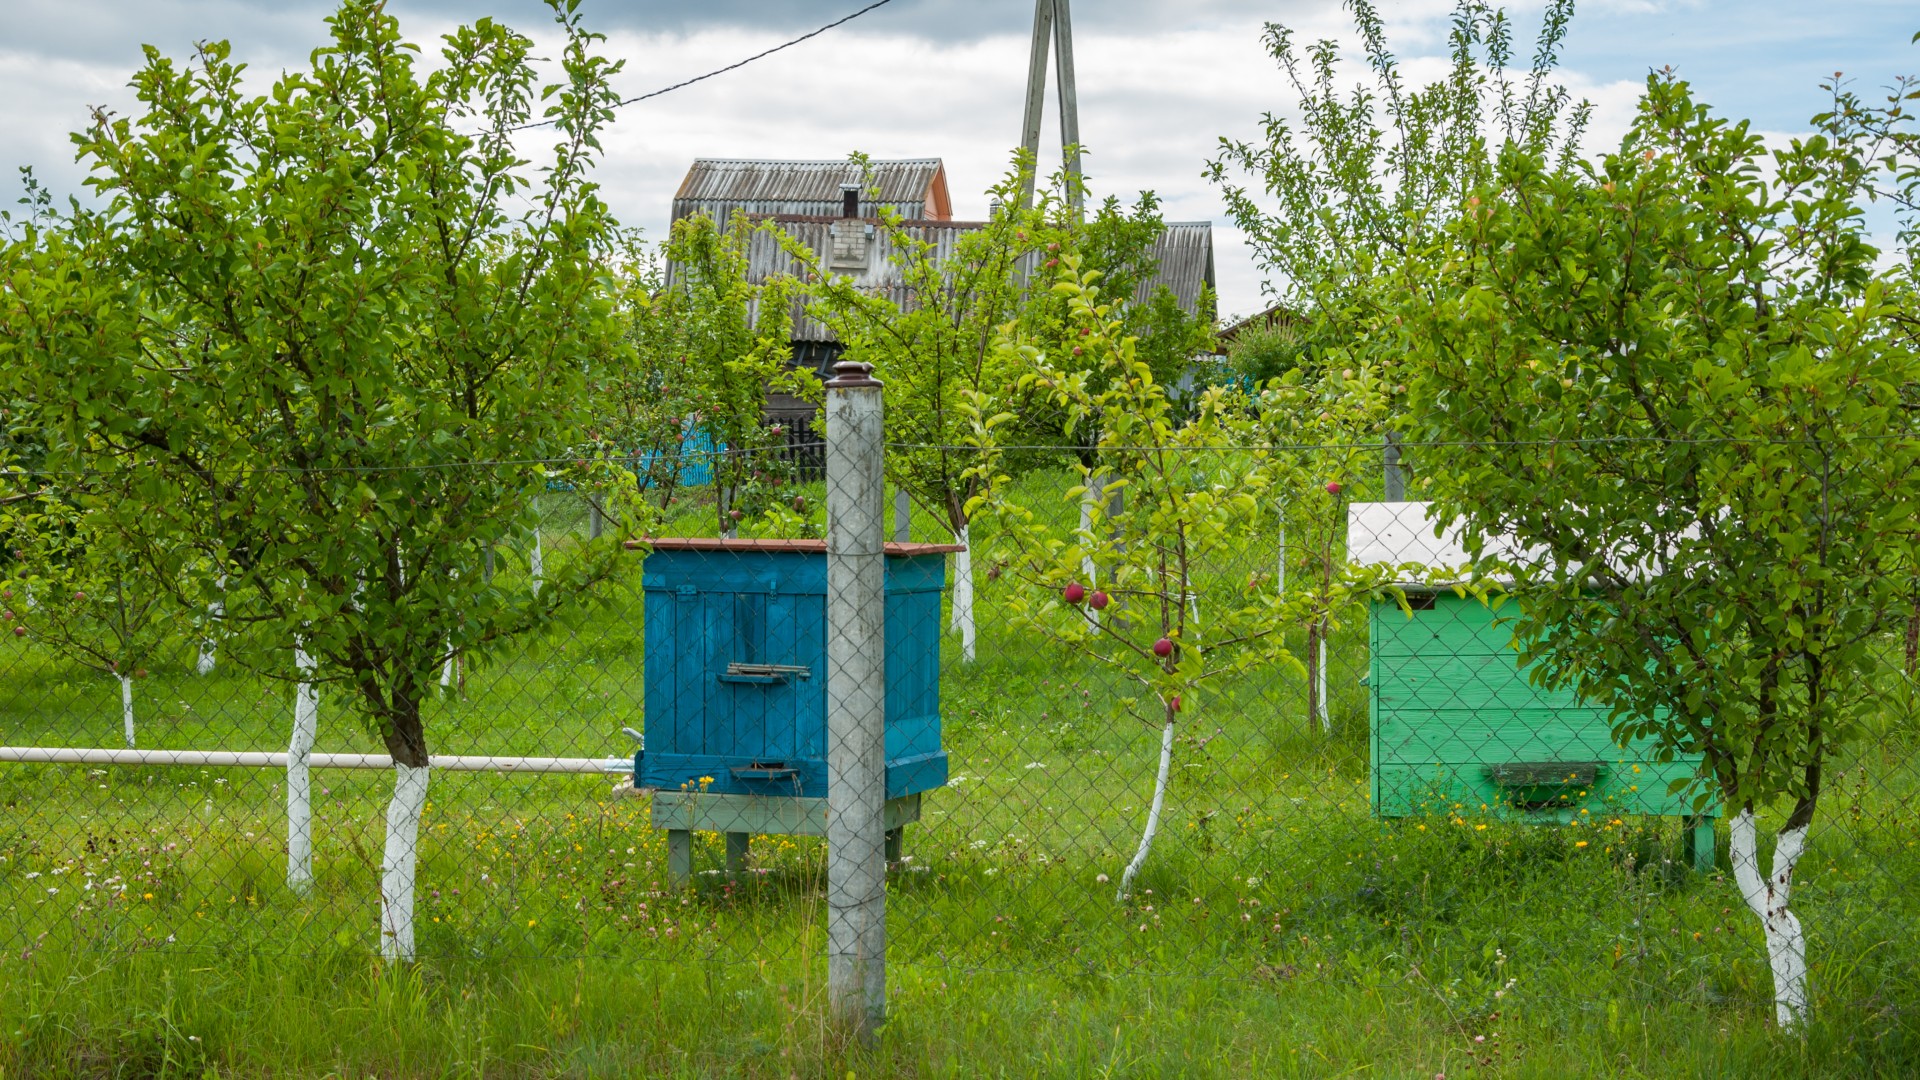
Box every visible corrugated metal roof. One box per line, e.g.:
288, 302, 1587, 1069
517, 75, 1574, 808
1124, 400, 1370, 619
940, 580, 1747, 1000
743, 217, 1216, 343
1144, 222, 1216, 316
672, 158, 952, 224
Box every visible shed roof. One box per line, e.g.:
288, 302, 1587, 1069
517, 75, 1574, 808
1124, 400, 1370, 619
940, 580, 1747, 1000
748, 216, 1217, 343
673, 158, 953, 224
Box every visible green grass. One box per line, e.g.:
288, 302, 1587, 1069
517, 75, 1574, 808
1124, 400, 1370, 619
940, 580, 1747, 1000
2, 482, 1920, 1076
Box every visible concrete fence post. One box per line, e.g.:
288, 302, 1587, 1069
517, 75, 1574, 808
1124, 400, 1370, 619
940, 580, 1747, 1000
824, 359, 888, 1035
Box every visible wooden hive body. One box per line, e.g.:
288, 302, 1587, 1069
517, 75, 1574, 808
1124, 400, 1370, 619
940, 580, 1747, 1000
636, 539, 950, 800
1349, 502, 1715, 865
1369, 592, 1708, 824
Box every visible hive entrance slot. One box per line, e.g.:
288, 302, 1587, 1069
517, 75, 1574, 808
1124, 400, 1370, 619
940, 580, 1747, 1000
1485, 761, 1599, 811
718, 662, 811, 685
731, 762, 799, 782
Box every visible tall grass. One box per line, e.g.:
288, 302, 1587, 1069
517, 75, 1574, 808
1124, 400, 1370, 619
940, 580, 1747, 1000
1, 482, 1918, 1075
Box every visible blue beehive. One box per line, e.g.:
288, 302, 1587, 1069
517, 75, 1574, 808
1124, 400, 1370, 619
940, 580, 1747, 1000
635, 537, 953, 802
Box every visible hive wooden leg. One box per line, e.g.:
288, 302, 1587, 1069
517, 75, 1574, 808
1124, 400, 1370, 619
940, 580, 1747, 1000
667, 829, 692, 887
725, 832, 750, 874
1683, 816, 1715, 872
885, 826, 904, 864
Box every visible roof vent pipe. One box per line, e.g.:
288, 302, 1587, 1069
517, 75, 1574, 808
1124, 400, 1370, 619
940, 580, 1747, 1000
840, 183, 860, 219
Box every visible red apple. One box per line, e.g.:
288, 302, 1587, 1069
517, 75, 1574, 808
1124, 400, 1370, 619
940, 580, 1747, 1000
134, 669, 148, 679
1153, 637, 1173, 657
1063, 582, 1086, 604
1089, 591, 1109, 610
1169, 695, 1182, 713
1325, 482, 1342, 495
1071, 347, 1083, 356
73, 591, 86, 602
11, 626, 23, 638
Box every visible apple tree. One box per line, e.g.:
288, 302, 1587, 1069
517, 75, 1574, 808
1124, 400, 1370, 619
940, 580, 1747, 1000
1207, 0, 1592, 486
3, 482, 175, 748
788, 159, 1072, 662
1248, 361, 1392, 733
1399, 75, 1920, 1026
966, 257, 1355, 900
0, 0, 638, 960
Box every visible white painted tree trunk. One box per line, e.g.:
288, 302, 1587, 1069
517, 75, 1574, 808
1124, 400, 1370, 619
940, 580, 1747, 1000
1276, 524, 1286, 596
118, 674, 135, 748
950, 522, 976, 663
287, 643, 318, 893
1117, 714, 1177, 902
1080, 485, 1099, 629
1730, 808, 1810, 1027
439, 569, 460, 689
530, 531, 544, 598
196, 575, 225, 675
1317, 632, 1329, 733
379, 762, 430, 962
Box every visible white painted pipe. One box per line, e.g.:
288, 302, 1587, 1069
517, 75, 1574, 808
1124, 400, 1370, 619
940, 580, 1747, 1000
0, 747, 631, 772
530, 530, 545, 597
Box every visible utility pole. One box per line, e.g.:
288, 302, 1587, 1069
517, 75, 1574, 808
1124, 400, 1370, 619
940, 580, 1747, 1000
1017, 0, 1081, 214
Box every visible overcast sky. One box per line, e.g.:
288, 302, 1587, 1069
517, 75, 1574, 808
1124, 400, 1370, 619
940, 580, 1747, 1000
3, 0, 1916, 318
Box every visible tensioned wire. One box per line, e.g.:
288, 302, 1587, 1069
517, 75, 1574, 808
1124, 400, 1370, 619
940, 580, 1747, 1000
501, 0, 898, 134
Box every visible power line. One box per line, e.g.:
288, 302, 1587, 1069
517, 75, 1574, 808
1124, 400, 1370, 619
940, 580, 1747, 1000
511, 0, 898, 133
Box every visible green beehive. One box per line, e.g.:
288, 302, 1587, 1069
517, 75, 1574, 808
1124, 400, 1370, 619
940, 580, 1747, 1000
1348, 502, 1715, 868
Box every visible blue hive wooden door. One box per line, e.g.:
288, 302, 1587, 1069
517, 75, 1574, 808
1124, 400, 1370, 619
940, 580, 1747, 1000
641, 547, 831, 797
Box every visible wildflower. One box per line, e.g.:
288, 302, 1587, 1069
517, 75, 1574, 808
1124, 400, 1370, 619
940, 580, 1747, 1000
1575, 841, 1589, 848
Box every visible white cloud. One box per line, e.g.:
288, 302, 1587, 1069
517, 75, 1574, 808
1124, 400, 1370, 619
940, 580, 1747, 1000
2, 0, 1910, 319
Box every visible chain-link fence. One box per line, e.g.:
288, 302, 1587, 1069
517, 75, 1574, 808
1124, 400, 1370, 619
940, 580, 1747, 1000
3, 430, 1919, 1033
